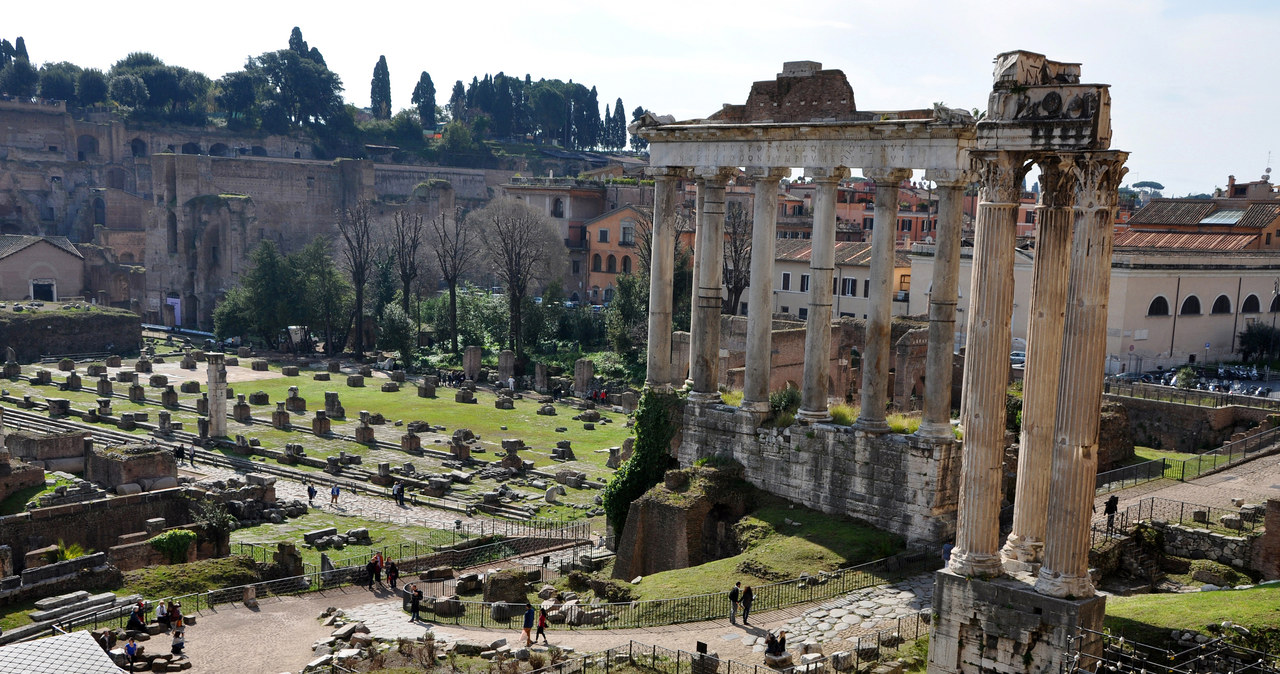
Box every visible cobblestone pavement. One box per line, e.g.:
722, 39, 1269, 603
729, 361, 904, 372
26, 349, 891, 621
1101, 453, 1280, 512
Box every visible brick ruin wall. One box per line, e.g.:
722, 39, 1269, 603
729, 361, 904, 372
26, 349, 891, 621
679, 403, 960, 545
0, 453, 45, 504
1107, 395, 1274, 453
0, 307, 140, 362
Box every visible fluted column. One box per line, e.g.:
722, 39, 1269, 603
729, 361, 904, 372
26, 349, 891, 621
646, 168, 682, 390
1037, 151, 1128, 598
743, 167, 789, 412
685, 184, 705, 390
1002, 156, 1077, 572
855, 167, 913, 432
689, 168, 731, 403
948, 151, 1028, 579
797, 168, 850, 421
915, 173, 970, 440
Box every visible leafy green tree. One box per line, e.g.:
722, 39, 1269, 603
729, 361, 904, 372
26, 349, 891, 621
378, 303, 415, 360
0, 39, 13, 71
630, 106, 649, 151
76, 68, 108, 106
288, 27, 309, 55
370, 55, 391, 119
108, 74, 148, 108
250, 48, 343, 126
440, 120, 475, 155
530, 85, 564, 143
293, 237, 352, 355
212, 240, 291, 346
13, 37, 27, 62
448, 80, 466, 122
388, 110, 423, 147
215, 69, 261, 124
605, 272, 649, 357
612, 98, 627, 150
38, 62, 80, 103
411, 71, 436, 127
0, 58, 37, 97
1238, 322, 1280, 362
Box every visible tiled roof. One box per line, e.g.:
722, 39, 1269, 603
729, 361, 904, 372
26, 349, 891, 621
0, 235, 83, 260
1238, 203, 1280, 229
774, 239, 910, 267
0, 630, 124, 674
1127, 200, 1215, 226
1113, 230, 1258, 251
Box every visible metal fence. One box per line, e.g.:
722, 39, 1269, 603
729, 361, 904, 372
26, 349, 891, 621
1062, 628, 1280, 674
1094, 422, 1280, 494
1105, 381, 1280, 412
1089, 496, 1264, 549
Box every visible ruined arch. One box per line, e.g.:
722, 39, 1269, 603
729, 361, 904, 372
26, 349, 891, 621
130, 138, 147, 157
1211, 295, 1232, 314
208, 143, 230, 157
1147, 296, 1169, 316
76, 135, 99, 161
1242, 294, 1261, 313
1179, 295, 1201, 315
181, 142, 201, 155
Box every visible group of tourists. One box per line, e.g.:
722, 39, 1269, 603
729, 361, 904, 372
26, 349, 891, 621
728, 581, 755, 624
365, 552, 399, 590
171, 444, 197, 466
122, 599, 187, 667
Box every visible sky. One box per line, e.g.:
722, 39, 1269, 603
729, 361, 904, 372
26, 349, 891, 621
7, 0, 1278, 196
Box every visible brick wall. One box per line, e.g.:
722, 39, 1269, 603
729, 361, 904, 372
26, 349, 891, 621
1107, 396, 1273, 452
0, 456, 45, 503
1250, 500, 1280, 580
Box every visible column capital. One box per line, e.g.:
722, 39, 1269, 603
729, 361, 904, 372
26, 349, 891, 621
746, 166, 792, 182
693, 166, 737, 184
1036, 154, 1078, 209
645, 166, 687, 180
923, 168, 977, 187
863, 167, 912, 184
805, 167, 851, 183
1071, 150, 1129, 210
971, 151, 1033, 205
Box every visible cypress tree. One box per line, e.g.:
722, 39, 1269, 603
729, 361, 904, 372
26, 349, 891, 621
370, 55, 391, 119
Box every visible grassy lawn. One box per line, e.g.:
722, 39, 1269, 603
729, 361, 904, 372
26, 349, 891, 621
622, 497, 903, 601
229, 511, 455, 570
121, 556, 260, 599
0, 598, 40, 632
0, 472, 69, 516
1105, 584, 1280, 645
1115, 446, 1234, 480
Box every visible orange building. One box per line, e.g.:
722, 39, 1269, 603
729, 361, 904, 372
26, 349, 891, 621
582, 205, 649, 305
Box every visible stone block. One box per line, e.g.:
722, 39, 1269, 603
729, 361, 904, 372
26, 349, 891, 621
248, 391, 270, 405
251, 360, 269, 371
282, 366, 299, 376
381, 382, 399, 392
455, 389, 475, 404
180, 380, 200, 393
314, 373, 330, 381
346, 375, 365, 388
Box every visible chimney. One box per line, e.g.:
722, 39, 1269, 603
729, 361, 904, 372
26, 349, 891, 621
1227, 175, 1237, 195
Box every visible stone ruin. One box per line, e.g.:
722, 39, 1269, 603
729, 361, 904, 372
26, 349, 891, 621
324, 391, 345, 418
418, 375, 438, 398
550, 440, 576, 462
312, 410, 332, 435
232, 394, 251, 422
272, 402, 291, 430
286, 386, 306, 413
463, 345, 482, 381
84, 442, 178, 495
455, 387, 476, 404
573, 359, 593, 397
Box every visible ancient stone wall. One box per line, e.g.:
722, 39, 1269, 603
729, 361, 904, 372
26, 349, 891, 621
1151, 521, 1257, 570
0, 487, 192, 574
680, 403, 959, 544
1250, 500, 1280, 580
0, 453, 45, 504
0, 306, 140, 362
84, 444, 177, 491
1107, 396, 1273, 452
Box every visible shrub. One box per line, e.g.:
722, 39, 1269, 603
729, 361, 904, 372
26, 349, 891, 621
54, 540, 91, 562
721, 389, 744, 407
148, 529, 197, 564
601, 389, 681, 535
829, 403, 858, 426
769, 386, 801, 416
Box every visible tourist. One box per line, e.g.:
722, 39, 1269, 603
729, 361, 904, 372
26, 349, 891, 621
170, 603, 183, 631
728, 581, 741, 623
189, 445, 197, 465
156, 600, 169, 631
171, 630, 185, 656
741, 585, 754, 625
307, 483, 317, 505
172, 444, 184, 465
331, 483, 340, 505
942, 542, 954, 566
536, 608, 549, 644
365, 559, 378, 590
393, 481, 405, 507
373, 552, 384, 585
409, 583, 424, 624
126, 602, 146, 632
125, 637, 140, 668
386, 560, 400, 591
521, 603, 535, 646
1104, 494, 1120, 534
765, 630, 787, 656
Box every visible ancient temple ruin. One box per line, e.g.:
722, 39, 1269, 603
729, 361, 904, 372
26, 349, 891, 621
635, 51, 1127, 674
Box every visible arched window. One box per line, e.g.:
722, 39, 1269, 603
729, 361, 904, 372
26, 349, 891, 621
603, 287, 614, 303
130, 138, 147, 158
1272, 295, 1280, 313
209, 143, 230, 157
552, 198, 564, 218
1211, 295, 1232, 314
606, 255, 617, 273
92, 198, 105, 225
1147, 296, 1169, 316
1242, 294, 1261, 313
1180, 296, 1201, 315
621, 256, 632, 274
592, 254, 601, 272
181, 142, 201, 155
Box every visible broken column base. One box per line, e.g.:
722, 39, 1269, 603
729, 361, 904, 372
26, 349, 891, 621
927, 570, 1104, 674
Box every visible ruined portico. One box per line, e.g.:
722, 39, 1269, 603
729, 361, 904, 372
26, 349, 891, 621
634, 61, 973, 543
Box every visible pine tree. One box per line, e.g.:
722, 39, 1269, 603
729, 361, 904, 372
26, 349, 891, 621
603, 104, 613, 150
370, 55, 391, 120
449, 80, 467, 122
14, 37, 27, 62
613, 99, 627, 151
288, 27, 308, 55
630, 106, 649, 151
411, 71, 436, 127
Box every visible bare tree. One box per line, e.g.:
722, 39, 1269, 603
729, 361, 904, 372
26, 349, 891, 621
471, 198, 566, 358
428, 207, 480, 354
336, 201, 377, 357
392, 210, 426, 316
722, 201, 752, 315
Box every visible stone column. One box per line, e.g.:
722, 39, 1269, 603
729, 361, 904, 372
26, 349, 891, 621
855, 167, 912, 431
914, 173, 970, 440
1002, 156, 1077, 572
1037, 151, 1128, 598
948, 151, 1028, 579
646, 168, 682, 390
207, 352, 227, 438
688, 168, 731, 403
799, 168, 850, 421
742, 168, 788, 412
685, 183, 705, 390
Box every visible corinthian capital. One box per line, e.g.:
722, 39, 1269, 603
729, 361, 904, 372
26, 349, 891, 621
1036, 154, 1078, 209
972, 151, 1031, 205
1071, 151, 1129, 210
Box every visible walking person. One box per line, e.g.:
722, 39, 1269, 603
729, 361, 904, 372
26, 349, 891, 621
331, 483, 340, 505
536, 608, 549, 644
365, 559, 378, 590
386, 560, 400, 592
408, 584, 422, 622
728, 581, 741, 623
521, 603, 535, 647
741, 585, 754, 625
125, 637, 140, 669
307, 483, 317, 505
189, 444, 197, 466
1104, 494, 1120, 535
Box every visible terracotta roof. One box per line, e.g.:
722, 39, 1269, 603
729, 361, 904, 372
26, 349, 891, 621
773, 239, 910, 267
0, 235, 82, 260
1113, 230, 1258, 251
1238, 203, 1280, 229
1127, 200, 1215, 226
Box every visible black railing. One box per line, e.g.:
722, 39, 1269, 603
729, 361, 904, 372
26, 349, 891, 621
1094, 422, 1280, 494
1062, 627, 1280, 674
1105, 381, 1280, 412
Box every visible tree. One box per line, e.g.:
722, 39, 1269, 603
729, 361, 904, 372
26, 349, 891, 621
378, 303, 415, 361
472, 198, 567, 358
215, 69, 261, 123
391, 210, 425, 316
531, 85, 565, 143
411, 71, 436, 127
370, 55, 391, 119
1132, 181, 1165, 191
76, 68, 108, 107
336, 202, 378, 357
13, 37, 27, 62
612, 98, 627, 150
293, 237, 352, 355
38, 62, 80, 103
448, 80, 466, 122
250, 48, 344, 126
1238, 322, 1280, 362
288, 27, 309, 55
108, 74, 148, 108
0, 58, 37, 98
630, 106, 649, 151
429, 208, 481, 354
605, 272, 649, 357
722, 202, 752, 315
601, 389, 679, 536
212, 240, 291, 346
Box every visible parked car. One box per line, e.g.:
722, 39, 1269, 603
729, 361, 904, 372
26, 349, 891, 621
1010, 351, 1026, 367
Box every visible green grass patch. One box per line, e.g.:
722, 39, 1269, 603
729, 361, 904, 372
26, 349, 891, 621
0, 598, 40, 632
720, 390, 744, 408
0, 473, 68, 516
229, 511, 454, 570
1105, 584, 1280, 645
1114, 446, 1233, 480
624, 497, 903, 601
121, 556, 260, 599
